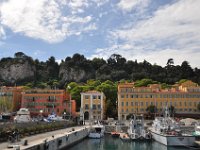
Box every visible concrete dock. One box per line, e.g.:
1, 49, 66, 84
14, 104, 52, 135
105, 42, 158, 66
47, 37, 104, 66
1, 126, 89, 150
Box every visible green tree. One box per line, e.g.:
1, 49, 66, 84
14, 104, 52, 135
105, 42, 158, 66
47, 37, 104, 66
197, 103, 200, 112
146, 105, 157, 114
169, 105, 175, 116
134, 79, 158, 87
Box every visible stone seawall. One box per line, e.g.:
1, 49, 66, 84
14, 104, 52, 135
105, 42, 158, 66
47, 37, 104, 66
19, 127, 89, 150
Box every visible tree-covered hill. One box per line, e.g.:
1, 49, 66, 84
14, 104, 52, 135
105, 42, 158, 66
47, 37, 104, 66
0, 52, 199, 87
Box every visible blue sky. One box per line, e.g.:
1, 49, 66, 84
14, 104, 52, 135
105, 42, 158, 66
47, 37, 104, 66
0, 0, 200, 67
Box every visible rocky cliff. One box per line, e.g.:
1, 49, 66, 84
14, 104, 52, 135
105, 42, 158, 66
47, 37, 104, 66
59, 66, 94, 85
0, 57, 36, 84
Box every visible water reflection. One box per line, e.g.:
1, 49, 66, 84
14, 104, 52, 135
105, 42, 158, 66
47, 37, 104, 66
68, 135, 190, 150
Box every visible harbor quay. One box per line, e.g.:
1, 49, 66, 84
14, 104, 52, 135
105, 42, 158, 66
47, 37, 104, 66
1, 126, 90, 150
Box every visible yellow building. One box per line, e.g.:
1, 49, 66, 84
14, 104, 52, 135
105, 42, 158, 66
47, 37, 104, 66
80, 90, 106, 121
118, 81, 200, 120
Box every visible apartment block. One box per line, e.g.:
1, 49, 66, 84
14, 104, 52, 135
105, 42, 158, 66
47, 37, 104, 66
118, 81, 200, 120
80, 90, 106, 121
21, 89, 76, 117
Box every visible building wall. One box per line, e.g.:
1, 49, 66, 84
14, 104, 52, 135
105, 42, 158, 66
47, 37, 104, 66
21, 89, 76, 117
118, 81, 200, 120
80, 91, 106, 121
0, 86, 22, 113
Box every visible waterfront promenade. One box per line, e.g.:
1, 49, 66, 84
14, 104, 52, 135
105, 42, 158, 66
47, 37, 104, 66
0, 125, 88, 150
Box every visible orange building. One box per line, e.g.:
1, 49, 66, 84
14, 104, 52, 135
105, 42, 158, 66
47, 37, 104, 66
21, 89, 76, 117
118, 81, 200, 120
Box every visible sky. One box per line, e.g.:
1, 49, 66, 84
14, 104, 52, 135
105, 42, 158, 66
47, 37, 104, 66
0, 0, 200, 68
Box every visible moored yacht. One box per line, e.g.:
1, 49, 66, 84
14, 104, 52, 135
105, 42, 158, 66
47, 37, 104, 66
193, 122, 200, 136
149, 107, 195, 146
128, 114, 151, 141
14, 108, 31, 123
89, 121, 105, 139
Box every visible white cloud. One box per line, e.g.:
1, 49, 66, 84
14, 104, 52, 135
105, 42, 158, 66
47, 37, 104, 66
117, 0, 150, 12
0, 0, 96, 43
96, 0, 200, 68
0, 26, 6, 40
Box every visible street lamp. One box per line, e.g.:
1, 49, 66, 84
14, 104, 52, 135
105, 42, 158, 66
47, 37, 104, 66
39, 109, 43, 120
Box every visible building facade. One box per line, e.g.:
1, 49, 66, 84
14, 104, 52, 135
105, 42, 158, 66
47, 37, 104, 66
80, 90, 106, 121
21, 89, 76, 117
0, 86, 22, 113
118, 81, 200, 120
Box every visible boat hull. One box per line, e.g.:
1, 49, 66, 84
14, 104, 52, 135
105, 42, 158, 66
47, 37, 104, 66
88, 133, 104, 139
151, 131, 195, 146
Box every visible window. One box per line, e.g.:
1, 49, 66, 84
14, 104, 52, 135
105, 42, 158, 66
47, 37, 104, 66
126, 102, 128, 106
146, 102, 148, 106
126, 109, 128, 113
185, 102, 187, 106
131, 95, 134, 98
93, 104, 96, 110
122, 109, 124, 113
121, 95, 124, 98
98, 104, 101, 109
131, 102, 134, 106
85, 104, 89, 109
85, 95, 89, 99
180, 102, 182, 106
141, 102, 143, 106
121, 102, 124, 106
93, 95, 97, 99
126, 95, 128, 98
98, 95, 101, 99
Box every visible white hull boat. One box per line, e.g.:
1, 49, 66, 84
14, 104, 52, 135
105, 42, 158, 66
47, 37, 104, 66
150, 106, 195, 146
14, 108, 31, 123
151, 129, 195, 146
89, 121, 105, 139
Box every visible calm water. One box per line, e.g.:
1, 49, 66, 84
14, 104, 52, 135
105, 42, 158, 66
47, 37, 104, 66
67, 135, 190, 150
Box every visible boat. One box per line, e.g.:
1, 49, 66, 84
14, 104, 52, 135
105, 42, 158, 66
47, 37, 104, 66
193, 122, 200, 137
128, 114, 152, 141
111, 131, 120, 137
111, 121, 123, 137
88, 121, 105, 139
43, 112, 64, 122
120, 133, 131, 141
14, 108, 31, 123
149, 107, 195, 146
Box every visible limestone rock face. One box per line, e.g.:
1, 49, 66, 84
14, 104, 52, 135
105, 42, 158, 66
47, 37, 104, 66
59, 66, 94, 85
0, 60, 36, 83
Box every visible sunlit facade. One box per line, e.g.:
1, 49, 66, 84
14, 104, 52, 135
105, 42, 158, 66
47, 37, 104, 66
80, 90, 106, 121
118, 81, 200, 120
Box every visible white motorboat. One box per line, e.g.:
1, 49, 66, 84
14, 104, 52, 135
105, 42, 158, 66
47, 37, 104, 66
44, 112, 64, 122
149, 107, 195, 146
128, 114, 151, 141
193, 122, 200, 136
14, 108, 31, 123
88, 121, 105, 139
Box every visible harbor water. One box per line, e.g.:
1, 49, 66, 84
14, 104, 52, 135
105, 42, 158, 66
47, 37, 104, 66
67, 134, 190, 150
